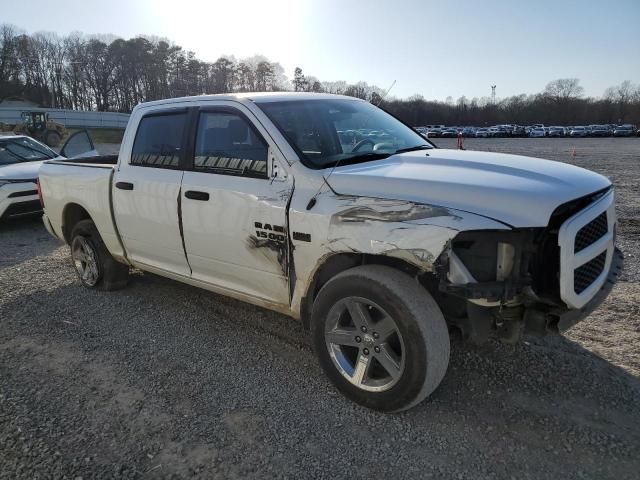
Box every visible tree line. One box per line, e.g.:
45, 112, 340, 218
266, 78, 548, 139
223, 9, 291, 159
0, 25, 287, 112
1, 24, 638, 126
381, 79, 640, 127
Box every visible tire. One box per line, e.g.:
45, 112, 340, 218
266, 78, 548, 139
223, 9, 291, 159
45, 130, 62, 147
70, 219, 129, 290
311, 265, 450, 412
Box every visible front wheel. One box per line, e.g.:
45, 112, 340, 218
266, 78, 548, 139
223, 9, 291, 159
70, 219, 129, 290
311, 265, 450, 412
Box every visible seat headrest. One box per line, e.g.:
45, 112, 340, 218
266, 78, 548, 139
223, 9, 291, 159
203, 127, 224, 151
227, 119, 248, 143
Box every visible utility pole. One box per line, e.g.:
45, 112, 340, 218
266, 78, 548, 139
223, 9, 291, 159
491, 85, 496, 105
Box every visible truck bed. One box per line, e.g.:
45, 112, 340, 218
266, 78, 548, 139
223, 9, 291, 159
39, 158, 125, 260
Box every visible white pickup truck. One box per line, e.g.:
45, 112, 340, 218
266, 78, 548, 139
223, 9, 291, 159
39, 93, 623, 411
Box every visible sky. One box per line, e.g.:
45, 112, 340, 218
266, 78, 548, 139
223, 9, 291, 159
3, 0, 639, 101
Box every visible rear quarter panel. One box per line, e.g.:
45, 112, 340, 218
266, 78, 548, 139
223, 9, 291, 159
39, 162, 125, 260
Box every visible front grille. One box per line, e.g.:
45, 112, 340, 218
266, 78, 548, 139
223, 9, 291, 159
557, 188, 615, 309
574, 212, 608, 253
574, 252, 606, 294
8, 190, 38, 198
5, 178, 37, 184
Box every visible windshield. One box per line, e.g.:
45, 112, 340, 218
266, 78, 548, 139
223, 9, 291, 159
0, 137, 58, 165
256, 99, 433, 168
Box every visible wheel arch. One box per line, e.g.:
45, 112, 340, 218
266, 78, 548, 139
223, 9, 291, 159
300, 252, 435, 331
62, 202, 92, 244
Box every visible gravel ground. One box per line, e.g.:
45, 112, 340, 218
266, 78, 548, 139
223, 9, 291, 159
1, 138, 639, 479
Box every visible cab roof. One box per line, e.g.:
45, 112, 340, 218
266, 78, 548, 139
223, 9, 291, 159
134, 92, 364, 110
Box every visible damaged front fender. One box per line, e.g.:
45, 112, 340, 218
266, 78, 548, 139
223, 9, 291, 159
287, 191, 510, 321
327, 196, 509, 272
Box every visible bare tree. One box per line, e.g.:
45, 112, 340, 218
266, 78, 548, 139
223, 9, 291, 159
605, 80, 636, 122
235, 62, 255, 92
0, 25, 21, 87
544, 78, 584, 102
543, 78, 585, 123
292, 67, 307, 92
1, 23, 638, 127
255, 61, 274, 91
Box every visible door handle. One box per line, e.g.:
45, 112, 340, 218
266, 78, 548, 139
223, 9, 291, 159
184, 190, 210, 201
115, 181, 134, 190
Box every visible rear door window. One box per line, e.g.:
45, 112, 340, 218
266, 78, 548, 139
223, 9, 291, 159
131, 112, 186, 168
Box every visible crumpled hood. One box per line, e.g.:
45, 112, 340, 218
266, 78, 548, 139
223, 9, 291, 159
325, 149, 611, 227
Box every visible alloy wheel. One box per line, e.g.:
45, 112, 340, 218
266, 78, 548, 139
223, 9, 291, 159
325, 296, 405, 392
72, 236, 100, 286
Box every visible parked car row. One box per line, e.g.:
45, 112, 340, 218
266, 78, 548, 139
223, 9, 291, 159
414, 124, 639, 138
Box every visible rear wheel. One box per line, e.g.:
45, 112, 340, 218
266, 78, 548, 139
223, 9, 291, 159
311, 265, 450, 412
70, 219, 129, 290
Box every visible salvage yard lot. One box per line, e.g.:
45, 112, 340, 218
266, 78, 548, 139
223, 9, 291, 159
1, 138, 639, 479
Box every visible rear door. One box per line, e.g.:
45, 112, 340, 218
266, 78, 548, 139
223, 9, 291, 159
112, 109, 191, 276
180, 105, 293, 305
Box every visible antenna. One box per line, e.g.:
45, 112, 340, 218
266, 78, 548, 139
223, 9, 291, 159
377, 79, 396, 106
491, 85, 496, 105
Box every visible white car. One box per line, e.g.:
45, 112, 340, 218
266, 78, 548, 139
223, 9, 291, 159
39, 93, 622, 412
529, 127, 546, 138
570, 126, 589, 137
0, 135, 61, 221
0, 133, 98, 221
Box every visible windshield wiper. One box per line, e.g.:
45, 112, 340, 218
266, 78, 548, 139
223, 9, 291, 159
394, 145, 432, 154
326, 152, 392, 168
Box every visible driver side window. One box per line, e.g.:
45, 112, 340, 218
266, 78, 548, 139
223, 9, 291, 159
193, 111, 268, 178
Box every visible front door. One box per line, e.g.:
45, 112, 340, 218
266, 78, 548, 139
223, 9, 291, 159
180, 107, 293, 305
112, 109, 191, 276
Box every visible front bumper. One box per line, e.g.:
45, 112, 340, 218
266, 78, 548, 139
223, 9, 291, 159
0, 182, 40, 220
553, 247, 623, 332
